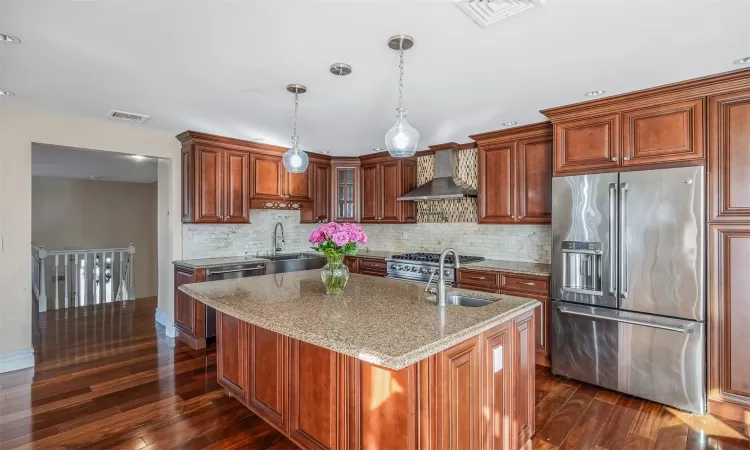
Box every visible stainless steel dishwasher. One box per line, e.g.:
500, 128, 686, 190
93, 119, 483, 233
204, 263, 265, 338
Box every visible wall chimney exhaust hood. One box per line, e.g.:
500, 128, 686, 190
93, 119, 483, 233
398, 143, 478, 201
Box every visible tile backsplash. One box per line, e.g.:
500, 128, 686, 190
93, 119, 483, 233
183, 210, 551, 264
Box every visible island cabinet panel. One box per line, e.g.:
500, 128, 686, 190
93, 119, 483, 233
554, 114, 620, 175
481, 322, 513, 450
348, 360, 418, 450
709, 89, 750, 223
289, 340, 340, 450
216, 312, 249, 401
513, 311, 535, 449
438, 336, 482, 450
173, 266, 206, 350
621, 98, 705, 167
249, 325, 289, 431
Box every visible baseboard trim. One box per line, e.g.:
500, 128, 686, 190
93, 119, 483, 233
0, 347, 35, 374
155, 308, 177, 338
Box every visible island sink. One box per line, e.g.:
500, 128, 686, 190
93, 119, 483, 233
179, 270, 540, 450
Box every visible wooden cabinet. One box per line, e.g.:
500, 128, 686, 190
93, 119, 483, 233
709, 89, 750, 223
553, 114, 620, 175
438, 336, 482, 450
249, 325, 289, 430
481, 322, 513, 450
289, 340, 340, 450
357, 257, 387, 277
708, 225, 750, 420
344, 256, 359, 274
473, 123, 553, 224
621, 98, 705, 167
513, 311, 535, 449
181, 144, 250, 224
301, 162, 331, 224
217, 312, 249, 401
360, 156, 417, 224
250, 154, 311, 202
332, 162, 359, 222
173, 265, 207, 350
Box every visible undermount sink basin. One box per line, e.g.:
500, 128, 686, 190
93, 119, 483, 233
264, 253, 326, 274
444, 294, 493, 308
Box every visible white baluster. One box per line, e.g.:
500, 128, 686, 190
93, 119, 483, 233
64, 254, 69, 308
118, 250, 124, 300
75, 253, 80, 306
54, 254, 60, 310
128, 243, 136, 300
39, 247, 47, 312
100, 251, 105, 304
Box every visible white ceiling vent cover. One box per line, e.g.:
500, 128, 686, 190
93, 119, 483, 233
454, 0, 545, 28
107, 110, 151, 124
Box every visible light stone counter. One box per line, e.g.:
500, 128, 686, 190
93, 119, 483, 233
179, 270, 539, 370
173, 256, 271, 270
463, 259, 551, 276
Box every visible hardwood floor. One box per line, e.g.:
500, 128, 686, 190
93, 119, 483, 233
1, 298, 747, 449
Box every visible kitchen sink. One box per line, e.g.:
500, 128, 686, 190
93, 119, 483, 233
444, 294, 493, 308
264, 253, 326, 274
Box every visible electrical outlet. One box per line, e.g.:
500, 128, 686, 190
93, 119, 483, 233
402, 231, 409, 240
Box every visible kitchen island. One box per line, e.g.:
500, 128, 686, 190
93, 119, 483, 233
180, 270, 540, 450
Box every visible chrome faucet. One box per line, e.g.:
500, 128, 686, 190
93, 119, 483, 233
272, 222, 285, 256
436, 248, 460, 307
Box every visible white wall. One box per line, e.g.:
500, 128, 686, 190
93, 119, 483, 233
32, 176, 159, 301
0, 108, 182, 357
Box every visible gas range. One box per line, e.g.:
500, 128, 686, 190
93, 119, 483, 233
385, 252, 484, 284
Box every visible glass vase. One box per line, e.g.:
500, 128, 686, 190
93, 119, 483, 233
321, 254, 350, 295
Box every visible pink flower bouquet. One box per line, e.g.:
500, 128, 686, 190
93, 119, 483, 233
309, 222, 367, 294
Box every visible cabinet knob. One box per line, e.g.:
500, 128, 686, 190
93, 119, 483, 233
623, 156, 630, 161
611, 157, 618, 162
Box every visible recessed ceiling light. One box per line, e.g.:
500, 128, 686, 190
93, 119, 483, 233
0, 90, 15, 96
89, 175, 104, 180
502, 121, 518, 126
372, 148, 384, 152
585, 90, 606, 97
0, 33, 21, 44
130, 155, 147, 161
735, 56, 750, 65
319, 150, 331, 155
250, 136, 265, 142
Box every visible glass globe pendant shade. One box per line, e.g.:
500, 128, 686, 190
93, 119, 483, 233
282, 137, 309, 173
385, 107, 419, 158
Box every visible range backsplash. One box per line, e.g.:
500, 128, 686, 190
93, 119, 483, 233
183, 210, 551, 264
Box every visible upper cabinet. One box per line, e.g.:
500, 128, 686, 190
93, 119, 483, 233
472, 122, 553, 224
709, 89, 750, 223
331, 158, 360, 222
180, 142, 249, 224
543, 87, 711, 175
178, 131, 330, 224
359, 155, 417, 224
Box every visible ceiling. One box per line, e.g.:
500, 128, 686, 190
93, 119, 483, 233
32, 144, 158, 183
2, 1, 749, 156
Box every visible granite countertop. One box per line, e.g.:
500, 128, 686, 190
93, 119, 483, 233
179, 271, 539, 370
463, 259, 551, 277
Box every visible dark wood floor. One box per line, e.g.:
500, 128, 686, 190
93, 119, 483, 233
1, 298, 747, 449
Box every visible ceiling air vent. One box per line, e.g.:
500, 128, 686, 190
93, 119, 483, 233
107, 110, 150, 124
454, 0, 545, 28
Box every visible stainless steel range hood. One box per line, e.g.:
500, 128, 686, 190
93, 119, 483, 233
398, 147, 477, 201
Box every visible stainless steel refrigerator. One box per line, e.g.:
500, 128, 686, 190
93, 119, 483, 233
550, 166, 706, 414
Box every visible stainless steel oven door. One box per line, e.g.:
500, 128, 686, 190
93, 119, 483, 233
551, 301, 705, 414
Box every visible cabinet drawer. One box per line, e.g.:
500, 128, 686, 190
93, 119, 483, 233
457, 269, 500, 289
501, 275, 549, 295
358, 257, 387, 276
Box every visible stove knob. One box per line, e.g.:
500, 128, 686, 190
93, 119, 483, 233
419, 267, 427, 274
433, 268, 440, 274
396, 265, 402, 270
390, 264, 396, 269
444, 270, 450, 276
411, 266, 418, 272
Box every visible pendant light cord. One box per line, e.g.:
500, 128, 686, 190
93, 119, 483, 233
292, 91, 299, 143
398, 43, 404, 110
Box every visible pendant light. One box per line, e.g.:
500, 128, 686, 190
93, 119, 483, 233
385, 34, 420, 158
282, 84, 309, 173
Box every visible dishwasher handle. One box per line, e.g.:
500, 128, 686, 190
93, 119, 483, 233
206, 265, 265, 276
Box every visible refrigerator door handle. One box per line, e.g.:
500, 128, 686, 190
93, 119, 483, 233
608, 183, 618, 296
619, 182, 629, 300
556, 306, 695, 334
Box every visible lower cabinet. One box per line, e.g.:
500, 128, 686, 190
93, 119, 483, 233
173, 266, 207, 350
708, 224, 750, 420
214, 311, 537, 450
